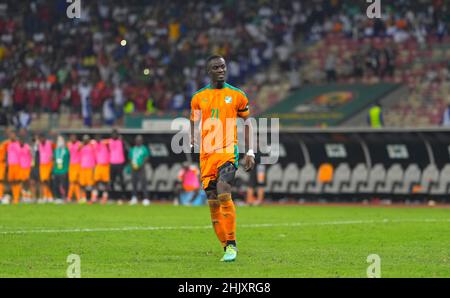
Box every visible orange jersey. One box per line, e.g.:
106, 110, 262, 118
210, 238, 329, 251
0, 140, 7, 163
190, 83, 250, 157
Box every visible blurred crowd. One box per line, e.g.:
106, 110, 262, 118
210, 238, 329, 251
0, 0, 449, 127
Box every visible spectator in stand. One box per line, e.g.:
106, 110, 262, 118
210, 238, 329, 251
325, 53, 337, 83
441, 104, 450, 127
13, 108, 31, 131
79, 80, 93, 127
103, 97, 116, 126
368, 101, 384, 128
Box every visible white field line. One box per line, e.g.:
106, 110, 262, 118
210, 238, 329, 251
0, 218, 449, 235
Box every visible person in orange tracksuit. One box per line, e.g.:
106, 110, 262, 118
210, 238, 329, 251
0, 137, 8, 202
67, 134, 82, 202
38, 134, 55, 202
92, 135, 111, 204
79, 135, 97, 203
18, 138, 32, 202
6, 132, 22, 204
190, 55, 255, 262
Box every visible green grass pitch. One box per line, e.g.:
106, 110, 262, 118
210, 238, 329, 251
0, 203, 449, 277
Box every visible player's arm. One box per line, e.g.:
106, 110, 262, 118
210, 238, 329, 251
190, 95, 201, 151
237, 94, 255, 172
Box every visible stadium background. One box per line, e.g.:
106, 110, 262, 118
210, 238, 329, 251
0, 0, 450, 204
2, 0, 450, 279
1, 0, 450, 203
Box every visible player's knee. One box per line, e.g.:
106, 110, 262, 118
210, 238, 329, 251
216, 180, 231, 195
206, 190, 217, 200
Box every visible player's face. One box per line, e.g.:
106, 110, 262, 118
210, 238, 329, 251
208, 58, 227, 82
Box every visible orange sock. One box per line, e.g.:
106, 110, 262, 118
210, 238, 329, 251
218, 193, 236, 244
67, 184, 74, 201
17, 184, 22, 202
12, 184, 20, 204
208, 199, 227, 247
42, 185, 48, 199
75, 184, 81, 202
0, 183, 4, 199
47, 185, 53, 200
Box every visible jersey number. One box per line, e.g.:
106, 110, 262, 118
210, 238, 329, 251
211, 108, 219, 119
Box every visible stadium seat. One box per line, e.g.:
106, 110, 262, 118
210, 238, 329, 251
430, 164, 450, 195
324, 163, 351, 194
265, 164, 283, 193
396, 164, 421, 194
272, 163, 300, 193
418, 164, 439, 194
341, 163, 368, 194
290, 164, 316, 194
359, 164, 386, 194
308, 163, 334, 194
378, 164, 404, 194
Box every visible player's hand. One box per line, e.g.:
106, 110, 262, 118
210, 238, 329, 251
243, 154, 255, 172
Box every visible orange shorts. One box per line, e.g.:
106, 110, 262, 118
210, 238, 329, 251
200, 150, 238, 189
94, 164, 110, 183
0, 162, 6, 180
40, 163, 53, 182
8, 164, 21, 182
20, 167, 31, 182
79, 168, 94, 187
68, 164, 81, 183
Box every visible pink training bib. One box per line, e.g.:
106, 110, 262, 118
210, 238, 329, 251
19, 144, 32, 168
7, 141, 20, 165
180, 167, 200, 191
108, 139, 125, 164
95, 141, 110, 165
80, 144, 96, 169
39, 140, 53, 165
68, 141, 81, 164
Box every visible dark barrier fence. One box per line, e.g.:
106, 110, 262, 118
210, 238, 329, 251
58, 128, 450, 202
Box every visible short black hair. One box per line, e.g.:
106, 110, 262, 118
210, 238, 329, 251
206, 55, 225, 69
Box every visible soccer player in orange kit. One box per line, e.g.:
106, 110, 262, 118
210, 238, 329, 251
190, 55, 255, 262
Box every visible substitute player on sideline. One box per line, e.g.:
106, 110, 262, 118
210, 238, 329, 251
0, 130, 9, 201
79, 135, 96, 204
18, 136, 32, 202
67, 134, 82, 202
190, 55, 255, 262
93, 135, 110, 204
7, 132, 21, 204
38, 134, 55, 202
